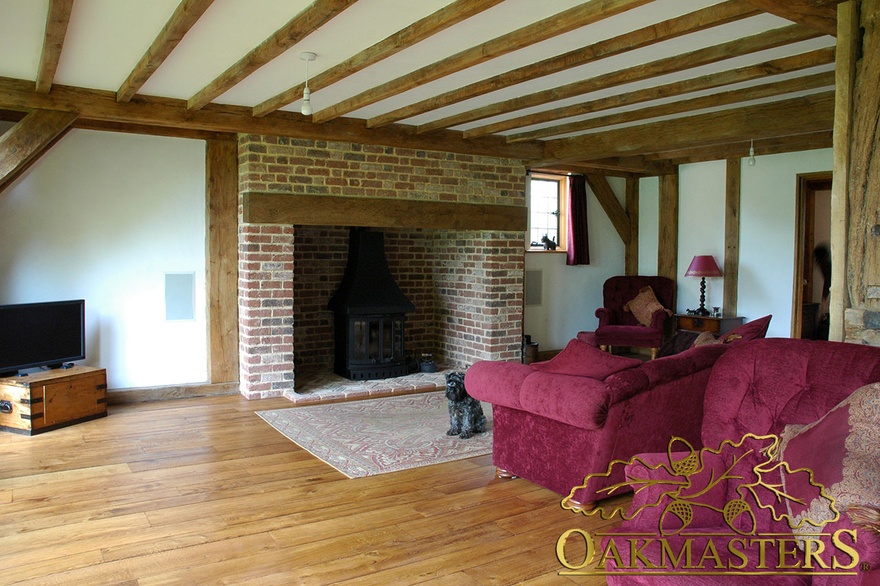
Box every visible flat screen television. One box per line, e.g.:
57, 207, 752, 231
0, 300, 85, 376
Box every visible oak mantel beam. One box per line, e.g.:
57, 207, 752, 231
242, 193, 527, 232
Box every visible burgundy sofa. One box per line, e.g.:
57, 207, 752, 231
465, 337, 731, 509
601, 338, 880, 585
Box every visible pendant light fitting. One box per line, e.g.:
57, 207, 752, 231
300, 51, 316, 116
747, 138, 757, 167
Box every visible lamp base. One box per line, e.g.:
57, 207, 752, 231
693, 307, 711, 317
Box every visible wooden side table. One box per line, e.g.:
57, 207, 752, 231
674, 314, 744, 335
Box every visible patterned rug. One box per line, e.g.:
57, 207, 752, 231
257, 392, 493, 478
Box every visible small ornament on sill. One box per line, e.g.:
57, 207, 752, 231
541, 235, 557, 250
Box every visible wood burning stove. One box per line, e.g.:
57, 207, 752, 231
328, 229, 415, 380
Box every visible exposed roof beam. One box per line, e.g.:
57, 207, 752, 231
486, 47, 835, 140
508, 70, 835, 142
252, 0, 505, 118
421, 24, 824, 135
367, 0, 761, 128
0, 77, 542, 161
310, 0, 654, 123
0, 109, 77, 192
531, 159, 678, 177
116, 0, 215, 103
539, 92, 834, 165
743, 0, 842, 36
648, 131, 833, 165
35, 0, 74, 94
586, 174, 631, 242
187, 0, 357, 111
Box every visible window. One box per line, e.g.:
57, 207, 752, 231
527, 173, 568, 251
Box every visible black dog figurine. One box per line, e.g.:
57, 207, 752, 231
445, 371, 487, 439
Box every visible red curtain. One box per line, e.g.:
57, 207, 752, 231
566, 175, 590, 266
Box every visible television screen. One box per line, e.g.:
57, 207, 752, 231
0, 300, 85, 375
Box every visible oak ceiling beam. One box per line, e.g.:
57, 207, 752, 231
367, 0, 761, 128
310, 0, 654, 123
116, 0, 215, 103
531, 158, 677, 177
648, 131, 833, 165
35, 0, 74, 94
504, 48, 835, 142
252, 0, 505, 118
743, 0, 843, 36
427, 24, 824, 136
0, 109, 77, 192
187, 0, 357, 111
0, 77, 542, 161
511, 71, 834, 142
540, 92, 835, 165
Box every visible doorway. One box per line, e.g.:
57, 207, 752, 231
792, 172, 832, 339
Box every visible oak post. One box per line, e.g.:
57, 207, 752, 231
723, 159, 741, 317
206, 137, 240, 383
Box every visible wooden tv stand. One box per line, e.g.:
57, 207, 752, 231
0, 366, 107, 435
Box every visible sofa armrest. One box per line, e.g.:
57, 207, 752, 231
465, 361, 532, 411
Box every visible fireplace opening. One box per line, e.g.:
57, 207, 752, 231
328, 229, 415, 380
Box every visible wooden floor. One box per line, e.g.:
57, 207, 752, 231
0, 394, 627, 585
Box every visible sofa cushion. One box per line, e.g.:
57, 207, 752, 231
718, 314, 772, 345
623, 285, 666, 326
778, 382, 880, 531
531, 338, 642, 379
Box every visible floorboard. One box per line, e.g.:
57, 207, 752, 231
0, 394, 623, 585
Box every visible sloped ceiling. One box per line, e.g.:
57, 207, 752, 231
0, 0, 842, 174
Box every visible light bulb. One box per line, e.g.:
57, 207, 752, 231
747, 139, 756, 166
301, 86, 312, 116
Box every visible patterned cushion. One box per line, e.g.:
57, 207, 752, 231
623, 286, 667, 326
692, 331, 723, 347
779, 382, 880, 531
531, 338, 642, 379
718, 314, 772, 345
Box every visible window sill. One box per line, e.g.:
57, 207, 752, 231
526, 248, 567, 254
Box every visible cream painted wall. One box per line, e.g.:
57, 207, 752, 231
523, 177, 626, 351
0, 127, 207, 388
737, 149, 833, 337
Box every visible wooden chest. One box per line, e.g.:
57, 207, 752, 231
0, 366, 107, 435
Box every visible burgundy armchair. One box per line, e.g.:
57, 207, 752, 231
595, 276, 675, 360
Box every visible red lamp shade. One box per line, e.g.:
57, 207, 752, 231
685, 255, 723, 278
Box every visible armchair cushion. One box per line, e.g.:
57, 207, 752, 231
531, 338, 642, 379
623, 285, 669, 326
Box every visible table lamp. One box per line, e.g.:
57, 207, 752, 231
685, 255, 723, 316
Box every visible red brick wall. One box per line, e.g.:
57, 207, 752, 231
238, 135, 526, 398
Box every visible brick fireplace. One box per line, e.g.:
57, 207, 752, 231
237, 135, 527, 399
